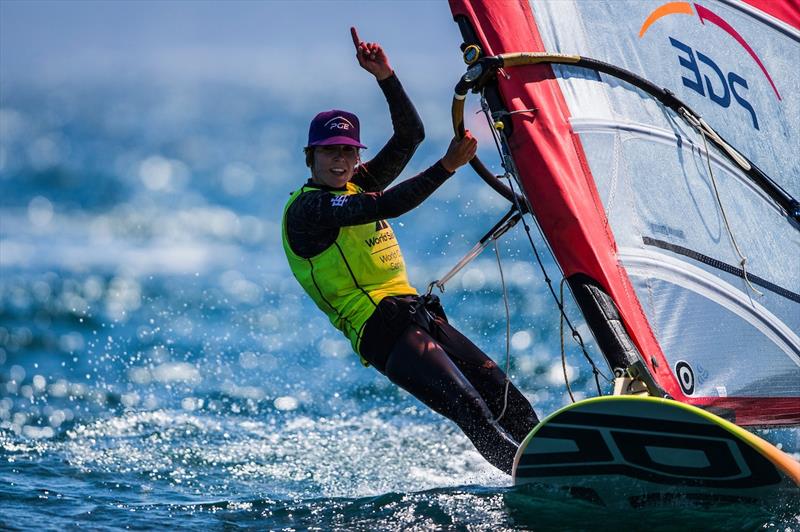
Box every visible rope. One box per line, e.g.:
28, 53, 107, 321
480, 97, 610, 394
506, 171, 609, 394
700, 130, 763, 298
560, 278, 576, 403
492, 238, 512, 422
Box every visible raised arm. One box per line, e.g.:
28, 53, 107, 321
289, 134, 477, 232
347, 27, 425, 193
286, 134, 477, 258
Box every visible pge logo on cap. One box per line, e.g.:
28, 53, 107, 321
325, 117, 354, 131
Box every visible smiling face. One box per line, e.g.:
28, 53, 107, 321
309, 145, 360, 188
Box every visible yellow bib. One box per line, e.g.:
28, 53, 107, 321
282, 182, 417, 361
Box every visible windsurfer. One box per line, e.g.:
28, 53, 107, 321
281, 27, 539, 474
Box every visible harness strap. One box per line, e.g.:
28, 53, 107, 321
409, 294, 443, 332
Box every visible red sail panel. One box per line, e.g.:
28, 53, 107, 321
741, 0, 800, 30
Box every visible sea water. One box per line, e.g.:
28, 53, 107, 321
2, 83, 798, 531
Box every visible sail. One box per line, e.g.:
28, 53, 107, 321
449, 0, 800, 426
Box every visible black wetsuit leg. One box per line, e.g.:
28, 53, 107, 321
423, 314, 540, 443
360, 296, 539, 474
383, 323, 520, 474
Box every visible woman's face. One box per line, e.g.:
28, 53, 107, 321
311, 145, 359, 188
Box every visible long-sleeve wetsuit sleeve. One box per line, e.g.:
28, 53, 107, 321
290, 161, 452, 231
285, 161, 454, 258
350, 73, 425, 193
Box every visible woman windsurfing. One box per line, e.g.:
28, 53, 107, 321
281, 27, 539, 474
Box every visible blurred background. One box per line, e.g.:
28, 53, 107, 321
9, 1, 769, 528
2, 2, 796, 528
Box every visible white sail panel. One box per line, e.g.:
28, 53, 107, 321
528, 0, 799, 416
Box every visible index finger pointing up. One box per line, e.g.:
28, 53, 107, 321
350, 27, 361, 49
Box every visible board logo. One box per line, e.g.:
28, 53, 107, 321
675, 360, 695, 395
639, 2, 781, 130
517, 412, 783, 488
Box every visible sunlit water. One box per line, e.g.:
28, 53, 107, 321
2, 84, 798, 530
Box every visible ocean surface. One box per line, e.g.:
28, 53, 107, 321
2, 79, 799, 531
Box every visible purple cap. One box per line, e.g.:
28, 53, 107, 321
306, 109, 367, 149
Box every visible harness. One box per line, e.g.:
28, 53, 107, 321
408, 293, 445, 332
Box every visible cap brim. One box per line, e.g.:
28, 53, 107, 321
307, 136, 367, 149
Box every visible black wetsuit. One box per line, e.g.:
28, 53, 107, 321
284, 73, 539, 474
360, 296, 539, 474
